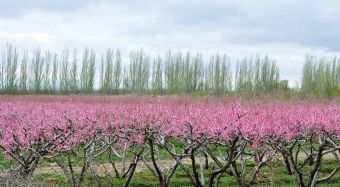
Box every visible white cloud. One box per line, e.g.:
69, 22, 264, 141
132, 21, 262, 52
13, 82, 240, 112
0, 31, 56, 42
0, 0, 340, 85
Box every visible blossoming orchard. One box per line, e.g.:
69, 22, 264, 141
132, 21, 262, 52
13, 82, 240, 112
0, 97, 340, 187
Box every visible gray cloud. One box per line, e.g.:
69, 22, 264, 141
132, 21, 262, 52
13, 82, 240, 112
2, 0, 340, 50
0, 0, 340, 84
0, 0, 106, 17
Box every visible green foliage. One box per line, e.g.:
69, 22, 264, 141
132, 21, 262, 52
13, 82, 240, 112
301, 55, 340, 96
100, 49, 114, 93
7, 45, 340, 96
3, 44, 18, 93
69, 50, 78, 93
51, 53, 58, 91
152, 56, 163, 94
31, 49, 44, 93
19, 51, 28, 92
129, 49, 150, 94
164, 51, 206, 94
204, 54, 232, 95
235, 56, 280, 93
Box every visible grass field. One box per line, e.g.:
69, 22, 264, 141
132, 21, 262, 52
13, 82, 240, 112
30, 159, 340, 187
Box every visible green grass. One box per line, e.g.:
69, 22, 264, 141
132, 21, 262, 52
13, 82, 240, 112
0, 154, 12, 169
2, 142, 340, 187
29, 159, 340, 187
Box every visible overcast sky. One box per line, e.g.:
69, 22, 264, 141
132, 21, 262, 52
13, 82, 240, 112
0, 0, 340, 85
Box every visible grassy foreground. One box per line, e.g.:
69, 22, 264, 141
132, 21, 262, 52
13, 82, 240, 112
30, 159, 340, 187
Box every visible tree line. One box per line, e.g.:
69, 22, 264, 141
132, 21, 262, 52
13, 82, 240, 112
301, 55, 340, 96
4, 43, 333, 95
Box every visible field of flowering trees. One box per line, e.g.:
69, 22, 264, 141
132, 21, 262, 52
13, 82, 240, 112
0, 96, 340, 187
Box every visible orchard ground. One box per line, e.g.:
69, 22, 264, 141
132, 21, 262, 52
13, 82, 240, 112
1, 151, 340, 187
